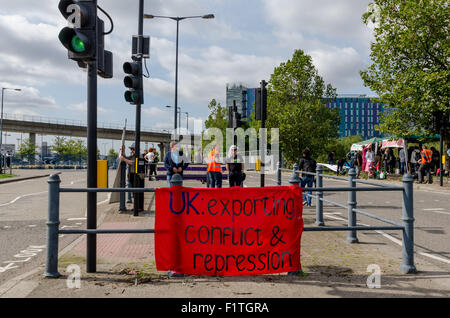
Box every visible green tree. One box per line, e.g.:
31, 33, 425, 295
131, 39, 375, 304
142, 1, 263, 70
108, 148, 118, 161
204, 99, 228, 133
50, 136, 67, 155
17, 138, 37, 162
360, 0, 449, 146
266, 49, 340, 167
203, 99, 229, 152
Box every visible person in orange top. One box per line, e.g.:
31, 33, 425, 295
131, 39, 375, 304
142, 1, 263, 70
418, 144, 433, 184
207, 143, 222, 188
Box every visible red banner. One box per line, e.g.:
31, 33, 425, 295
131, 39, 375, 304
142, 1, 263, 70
155, 185, 303, 276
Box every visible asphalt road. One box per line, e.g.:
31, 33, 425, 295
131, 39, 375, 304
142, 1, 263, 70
0, 170, 113, 285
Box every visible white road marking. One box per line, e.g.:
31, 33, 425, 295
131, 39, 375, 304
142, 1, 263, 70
67, 217, 87, 221
27, 225, 36, 228
428, 211, 450, 216
418, 252, 450, 264
0, 191, 47, 207
324, 214, 450, 265
423, 208, 444, 211
0, 246, 45, 273
61, 225, 78, 229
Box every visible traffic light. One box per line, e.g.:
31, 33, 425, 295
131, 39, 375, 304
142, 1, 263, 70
58, 0, 97, 62
123, 61, 142, 104
255, 85, 267, 121
96, 18, 113, 78
228, 101, 245, 128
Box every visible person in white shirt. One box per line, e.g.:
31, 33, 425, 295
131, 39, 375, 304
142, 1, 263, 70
145, 147, 157, 181
365, 146, 375, 172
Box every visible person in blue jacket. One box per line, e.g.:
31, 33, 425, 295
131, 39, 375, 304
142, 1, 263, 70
164, 140, 189, 187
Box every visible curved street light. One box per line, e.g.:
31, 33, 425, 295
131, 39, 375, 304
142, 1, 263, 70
1, 87, 21, 173
144, 14, 214, 131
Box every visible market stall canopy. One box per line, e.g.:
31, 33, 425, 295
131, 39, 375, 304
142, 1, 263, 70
381, 138, 405, 149
350, 137, 384, 151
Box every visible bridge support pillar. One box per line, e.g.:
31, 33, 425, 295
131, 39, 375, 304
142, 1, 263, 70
158, 142, 167, 162
29, 132, 36, 164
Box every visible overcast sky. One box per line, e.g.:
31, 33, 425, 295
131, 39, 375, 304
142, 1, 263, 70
0, 0, 375, 152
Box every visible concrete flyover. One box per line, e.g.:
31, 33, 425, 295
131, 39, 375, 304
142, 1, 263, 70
1, 113, 200, 158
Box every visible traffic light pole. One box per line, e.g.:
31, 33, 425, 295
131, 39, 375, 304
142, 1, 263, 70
133, 0, 144, 216
260, 80, 267, 188
86, 5, 98, 273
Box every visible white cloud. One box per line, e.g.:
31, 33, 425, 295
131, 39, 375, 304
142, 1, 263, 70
67, 101, 108, 114
0, 83, 59, 115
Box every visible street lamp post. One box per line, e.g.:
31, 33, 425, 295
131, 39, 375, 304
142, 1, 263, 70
144, 14, 214, 133
0, 87, 21, 173
183, 111, 189, 132
166, 105, 181, 130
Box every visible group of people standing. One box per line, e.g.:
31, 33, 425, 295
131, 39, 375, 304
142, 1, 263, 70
205, 144, 245, 188
337, 143, 440, 183
162, 141, 246, 188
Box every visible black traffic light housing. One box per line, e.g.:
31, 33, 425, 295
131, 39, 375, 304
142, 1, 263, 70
123, 60, 143, 105
228, 101, 246, 128
96, 18, 113, 78
58, 0, 97, 62
58, 0, 113, 78
255, 84, 267, 121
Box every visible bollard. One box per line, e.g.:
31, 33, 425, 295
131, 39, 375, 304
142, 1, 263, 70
44, 174, 61, 278
119, 161, 126, 211
347, 168, 358, 243
400, 174, 417, 274
170, 173, 183, 187
315, 166, 324, 226
288, 163, 301, 186
277, 161, 282, 186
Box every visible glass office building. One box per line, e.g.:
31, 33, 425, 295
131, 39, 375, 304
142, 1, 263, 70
325, 95, 384, 139
226, 85, 384, 139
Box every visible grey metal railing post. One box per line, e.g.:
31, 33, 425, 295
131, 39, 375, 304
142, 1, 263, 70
44, 174, 61, 278
400, 174, 417, 274
119, 161, 126, 211
277, 161, 282, 186
347, 168, 358, 243
288, 163, 301, 186
170, 173, 183, 187
315, 165, 324, 226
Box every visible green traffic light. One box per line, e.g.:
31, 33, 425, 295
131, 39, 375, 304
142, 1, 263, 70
71, 35, 86, 53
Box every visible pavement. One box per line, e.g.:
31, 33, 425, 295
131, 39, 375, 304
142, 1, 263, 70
0, 169, 63, 184
0, 172, 449, 300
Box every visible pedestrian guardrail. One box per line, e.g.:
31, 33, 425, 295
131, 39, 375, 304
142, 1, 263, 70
44, 174, 187, 278
277, 162, 417, 274
45, 164, 417, 279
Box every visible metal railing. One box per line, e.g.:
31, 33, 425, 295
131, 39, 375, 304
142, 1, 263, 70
44, 174, 186, 278
277, 162, 417, 274
45, 164, 417, 278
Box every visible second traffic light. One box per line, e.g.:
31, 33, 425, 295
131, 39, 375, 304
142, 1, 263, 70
255, 83, 267, 121
123, 61, 142, 105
